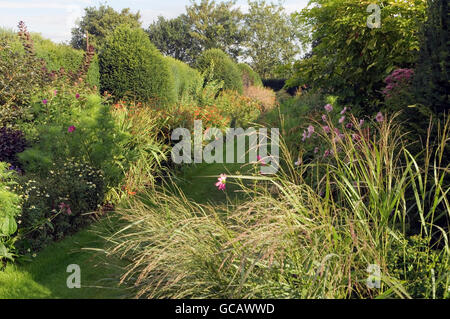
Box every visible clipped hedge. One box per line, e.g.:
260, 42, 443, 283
238, 63, 263, 88
99, 25, 175, 105
165, 56, 203, 101
195, 48, 243, 94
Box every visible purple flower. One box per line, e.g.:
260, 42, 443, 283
324, 104, 333, 112
346, 122, 353, 129
339, 116, 346, 124
42, 99, 48, 104
376, 112, 384, 123
68, 125, 76, 133
323, 125, 331, 133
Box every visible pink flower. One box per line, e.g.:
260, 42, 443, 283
314, 147, 319, 154
215, 174, 227, 191
42, 99, 48, 104
295, 158, 302, 166
346, 122, 353, 129
323, 126, 331, 133
321, 114, 327, 122
376, 112, 384, 123
75, 93, 80, 99
352, 134, 361, 141
359, 119, 365, 127
257, 155, 267, 166
324, 150, 331, 158
66, 207, 72, 215
68, 125, 76, 133
340, 107, 348, 115
53, 90, 58, 96
307, 125, 315, 135
324, 104, 333, 112
339, 116, 346, 124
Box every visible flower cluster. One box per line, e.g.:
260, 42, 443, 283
382, 68, 414, 98
215, 174, 227, 191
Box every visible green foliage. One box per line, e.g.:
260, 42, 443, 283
196, 48, 243, 93
413, 0, 449, 115
0, 162, 21, 263
237, 63, 263, 88
147, 15, 199, 64
186, 0, 246, 59
15, 160, 104, 253
165, 56, 203, 101
99, 25, 176, 105
215, 90, 261, 127
71, 4, 141, 51
289, 0, 427, 112
19, 94, 127, 189
243, 0, 300, 78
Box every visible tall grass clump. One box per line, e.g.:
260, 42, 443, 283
107, 114, 449, 299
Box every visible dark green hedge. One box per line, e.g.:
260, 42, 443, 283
165, 56, 203, 101
99, 25, 175, 105
238, 63, 263, 88
196, 48, 243, 93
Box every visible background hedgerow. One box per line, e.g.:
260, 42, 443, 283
243, 85, 277, 112
238, 63, 263, 88
165, 56, 203, 102
99, 25, 176, 105
195, 48, 243, 94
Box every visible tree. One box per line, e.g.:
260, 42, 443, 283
186, 0, 246, 60
71, 5, 141, 51
288, 0, 427, 111
243, 0, 300, 79
147, 15, 200, 64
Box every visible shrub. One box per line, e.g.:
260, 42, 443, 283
0, 162, 21, 263
99, 25, 175, 105
196, 49, 243, 93
243, 86, 277, 112
15, 160, 104, 253
165, 56, 203, 101
0, 127, 27, 167
19, 94, 127, 190
238, 63, 263, 88
215, 90, 261, 127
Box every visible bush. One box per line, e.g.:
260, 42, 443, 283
99, 25, 175, 105
165, 56, 203, 101
238, 63, 263, 88
0, 127, 27, 168
196, 49, 243, 93
215, 90, 261, 127
0, 162, 21, 263
19, 94, 127, 190
15, 160, 105, 253
243, 86, 277, 112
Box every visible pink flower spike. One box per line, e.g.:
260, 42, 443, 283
215, 174, 227, 191
68, 125, 76, 133
42, 99, 48, 104
376, 112, 384, 123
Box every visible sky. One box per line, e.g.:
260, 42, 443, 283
0, 0, 309, 44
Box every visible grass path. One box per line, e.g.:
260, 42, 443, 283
0, 156, 251, 299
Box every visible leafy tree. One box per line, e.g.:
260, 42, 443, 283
243, 0, 300, 79
71, 5, 141, 51
147, 15, 199, 64
288, 0, 427, 112
186, 0, 246, 60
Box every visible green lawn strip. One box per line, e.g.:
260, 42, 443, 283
0, 217, 129, 299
